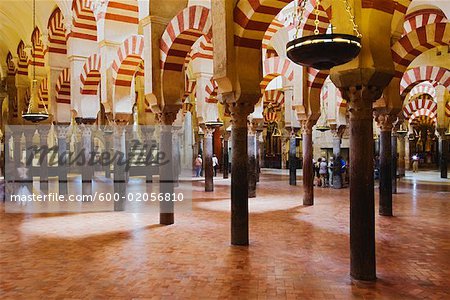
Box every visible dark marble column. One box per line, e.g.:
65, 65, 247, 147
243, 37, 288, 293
391, 130, 398, 194
345, 86, 377, 281
204, 126, 214, 192
113, 126, 126, 211
289, 131, 297, 186
38, 128, 49, 193
438, 130, 448, 179
222, 132, 230, 179
375, 113, 395, 216
56, 126, 68, 195
158, 112, 178, 225
301, 120, 313, 206
397, 132, 406, 177
256, 130, 262, 183
229, 102, 253, 246
248, 122, 257, 198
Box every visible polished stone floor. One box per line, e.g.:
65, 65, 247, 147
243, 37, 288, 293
0, 170, 449, 299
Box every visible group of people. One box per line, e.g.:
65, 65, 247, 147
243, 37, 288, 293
314, 156, 347, 188
194, 154, 219, 177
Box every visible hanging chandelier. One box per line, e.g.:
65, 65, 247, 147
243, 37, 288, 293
286, 0, 362, 70
22, 0, 49, 123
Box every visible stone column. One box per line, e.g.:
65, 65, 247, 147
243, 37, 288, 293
203, 126, 215, 192
23, 129, 35, 191
229, 102, 253, 245
38, 127, 49, 193
281, 135, 288, 169
80, 125, 93, 197
113, 126, 126, 211
222, 132, 230, 179
437, 129, 448, 179
330, 125, 346, 189
345, 86, 377, 281
248, 121, 257, 198
374, 113, 395, 216
391, 128, 398, 194
104, 130, 113, 179
256, 129, 263, 182
289, 131, 297, 186
56, 126, 69, 195
301, 120, 314, 206
397, 131, 407, 177
158, 112, 177, 225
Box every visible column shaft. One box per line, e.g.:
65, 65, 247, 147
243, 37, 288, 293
302, 127, 313, 206
204, 128, 214, 192
348, 88, 376, 281
439, 137, 448, 179
391, 134, 398, 194
248, 129, 257, 198
379, 130, 393, 215
289, 135, 297, 186
222, 138, 229, 179
398, 134, 406, 177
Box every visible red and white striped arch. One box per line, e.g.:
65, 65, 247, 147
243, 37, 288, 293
402, 97, 437, 119
409, 109, 437, 126
191, 34, 213, 61
80, 53, 101, 95
160, 5, 212, 72
6, 52, 16, 76
47, 7, 67, 54
96, 0, 139, 25
409, 114, 436, 128
263, 89, 285, 108
391, 22, 450, 78
182, 76, 196, 102
71, 0, 97, 41
261, 57, 295, 91
38, 78, 49, 110
262, 18, 284, 53
204, 78, 218, 103
400, 66, 450, 97
56, 68, 71, 104
409, 82, 436, 100
445, 101, 450, 117
16, 41, 28, 76
111, 35, 144, 87
307, 68, 329, 90
234, 0, 331, 49
264, 109, 280, 123
403, 8, 447, 36
30, 27, 45, 68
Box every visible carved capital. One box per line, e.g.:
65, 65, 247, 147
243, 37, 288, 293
374, 112, 396, 132
229, 102, 254, 128
204, 126, 215, 138
157, 111, 178, 126
341, 86, 382, 120
56, 126, 69, 139
330, 124, 346, 139
300, 120, 313, 135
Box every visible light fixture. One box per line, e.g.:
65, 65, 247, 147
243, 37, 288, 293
295, 130, 302, 140
22, 0, 49, 123
286, 0, 362, 70
316, 125, 331, 132
204, 119, 224, 128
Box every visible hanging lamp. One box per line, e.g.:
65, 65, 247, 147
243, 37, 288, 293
272, 125, 282, 137
397, 123, 408, 134
286, 0, 362, 70
22, 0, 49, 123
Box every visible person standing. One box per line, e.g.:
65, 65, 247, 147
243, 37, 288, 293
328, 157, 334, 187
194, 154, 203, 177
319, 158, 328, 187
212, 154, 219, 176
412, 154, 419, 173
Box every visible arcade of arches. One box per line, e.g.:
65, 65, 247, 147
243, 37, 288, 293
0, 0, 449, 298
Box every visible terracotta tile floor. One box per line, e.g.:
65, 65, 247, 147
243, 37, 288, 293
1, 171, 449, 299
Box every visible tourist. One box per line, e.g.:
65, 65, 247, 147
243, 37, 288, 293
319, 157, 328, 187
412, 154, 419, 172
212, 154, 219, 176
194, 154, 203, 177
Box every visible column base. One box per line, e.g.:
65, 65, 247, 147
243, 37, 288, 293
160, 213, 174, 225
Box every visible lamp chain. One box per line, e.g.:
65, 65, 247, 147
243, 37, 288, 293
342, 0, 362, 37
314, 0, 321, 35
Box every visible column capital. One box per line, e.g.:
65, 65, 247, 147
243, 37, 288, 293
342, 86, 382, 120
204, 126, 215, 138
157, 111, 178, 126
229, 102, 254, 128
374, 112, 397, 132
300, 119, 314, 135
330, 124, 346, 139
